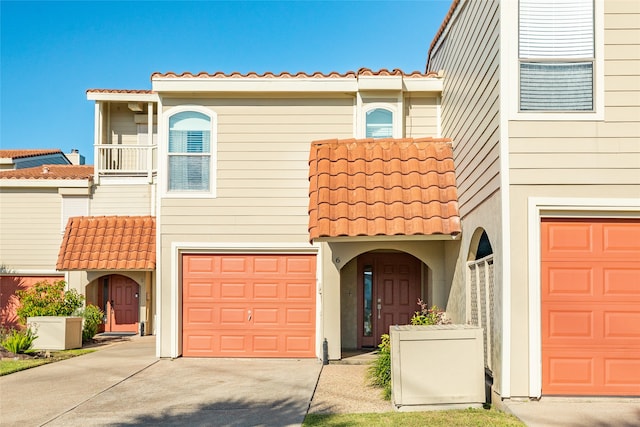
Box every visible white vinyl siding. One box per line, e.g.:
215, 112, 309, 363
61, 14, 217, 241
519, 0, 595, 111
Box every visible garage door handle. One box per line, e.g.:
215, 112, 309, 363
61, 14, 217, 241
248, 310, 252, 321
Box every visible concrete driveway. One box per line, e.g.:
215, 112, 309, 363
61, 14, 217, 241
0, 337, 322, 427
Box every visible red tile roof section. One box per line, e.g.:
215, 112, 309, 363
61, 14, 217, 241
0, 165, 93, 180
308, 138, 461, 241
152, 68, 439, 79
57, 216, 156, 271
426, 0, 460, 72
0, 149, 63, 159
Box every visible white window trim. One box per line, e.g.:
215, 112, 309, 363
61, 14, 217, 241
160, 105, 217, 198
356, 98, 402, 139
169, 242, 321, 358
508, 0, 604, 121
527, 197, 640, 398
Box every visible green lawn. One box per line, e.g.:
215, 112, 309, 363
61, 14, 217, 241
0, 349, 95, 376
304, 408, 525, 427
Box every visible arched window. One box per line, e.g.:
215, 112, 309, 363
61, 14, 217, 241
476, 230, 494, 260
365, 108, 393, 138
168, 111, 211, 191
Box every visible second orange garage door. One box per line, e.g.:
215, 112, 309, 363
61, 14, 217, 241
182, 253, 316, 358
541, 218, 640, 396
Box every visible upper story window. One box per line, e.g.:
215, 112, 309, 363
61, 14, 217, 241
168, 111, 212, 192
365, 108, 394, 138
519, 0, 594, 111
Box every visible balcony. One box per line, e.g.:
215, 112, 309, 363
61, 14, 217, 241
95, 144, 157, 181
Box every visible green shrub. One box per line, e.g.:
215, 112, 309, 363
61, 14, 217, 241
1, 328, 37, 354
410, 299, 450, 326
368, 333, 392, 400
81, 304, 104, 342
16, 280, 84, 323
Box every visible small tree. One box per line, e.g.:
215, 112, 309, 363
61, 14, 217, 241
16, 280, 84, 323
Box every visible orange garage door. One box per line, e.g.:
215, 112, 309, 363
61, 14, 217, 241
182, 253, 316, 357
541, 218, 640, 396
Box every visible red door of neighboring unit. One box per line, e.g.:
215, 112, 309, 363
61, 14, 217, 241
541, 218, 640, 396
182, 254, 316, 357
358, 253, 422, 348
106, 275, 139, 333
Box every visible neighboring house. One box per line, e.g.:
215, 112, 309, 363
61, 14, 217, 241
0, 149, 84, 171
426, 0, 639, 400
0, 0, 637, 404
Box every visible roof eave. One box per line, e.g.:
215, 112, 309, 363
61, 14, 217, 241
86, 92, 158, 102
0, 179, 92, 188
312, 233, 461, 243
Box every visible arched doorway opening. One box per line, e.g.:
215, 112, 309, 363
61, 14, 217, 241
87, 274, 140, 333
356, 251, 424, 348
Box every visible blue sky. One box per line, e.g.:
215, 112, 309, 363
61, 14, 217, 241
1, 0, 451, 164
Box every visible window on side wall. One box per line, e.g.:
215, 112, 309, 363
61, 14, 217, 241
519, 0, 594, 112
365, 108, 394, 138
168, 111, 211, 192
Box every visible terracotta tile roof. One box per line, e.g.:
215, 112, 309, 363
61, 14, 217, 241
308, 138, 461, 241
86, 89, 154, 94
0, 165, 93, 180
57, 216, 156, 271
0, 149, 63, 159
152, 68, 439, 79
426, 0, 460, 72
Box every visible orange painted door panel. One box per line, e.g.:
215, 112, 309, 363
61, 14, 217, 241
182, 254, 316, 357
106, 275, 139, 333
541, 218, 640, 396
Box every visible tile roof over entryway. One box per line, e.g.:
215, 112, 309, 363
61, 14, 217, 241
57, 216, 155, 270
308, 138, 461, 241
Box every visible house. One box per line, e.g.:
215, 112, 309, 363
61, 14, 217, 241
0, 0, 637, 403
426, 0, 640, 399
0, 149, 84, 171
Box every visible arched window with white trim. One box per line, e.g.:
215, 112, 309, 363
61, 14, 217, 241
167, 110, 214, 192
365, 108, 394, 138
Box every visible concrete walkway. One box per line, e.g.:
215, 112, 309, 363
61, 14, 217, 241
0, 337, 321, 426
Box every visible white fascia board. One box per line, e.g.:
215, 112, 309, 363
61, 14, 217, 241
314, 234, 459, 243
0, 159, 14, 165
403, 78, 443, 93
0, 179, 90, 188
152, 78, 358, 93
86, 92, 158, 102
357, 75, 403, 91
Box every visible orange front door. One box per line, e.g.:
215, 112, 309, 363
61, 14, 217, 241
358, 253, 422, 347
541, 218, 640, 396
182, 254, 316, 357
106, 275, 139, 333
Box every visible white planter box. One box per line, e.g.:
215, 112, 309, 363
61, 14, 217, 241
27, 316, 83, 350
390, 324, 484, 411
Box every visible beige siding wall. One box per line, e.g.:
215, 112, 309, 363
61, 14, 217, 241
159, 97, 353, 241
509, 2, 640, 185
506, 2, 640, 397
107, 103, 139, 145
0, 188, 63, 272
405, 95, 439, 137
91, 184, 153, 216
428, 0, 501, 217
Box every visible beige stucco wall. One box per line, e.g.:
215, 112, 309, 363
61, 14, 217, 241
91, 184, 154, 216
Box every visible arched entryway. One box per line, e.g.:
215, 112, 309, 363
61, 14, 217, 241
87, 274, 140, 333
357, 252, 423, 348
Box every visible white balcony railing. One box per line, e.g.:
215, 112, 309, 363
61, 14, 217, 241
95, 144, 157, 178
